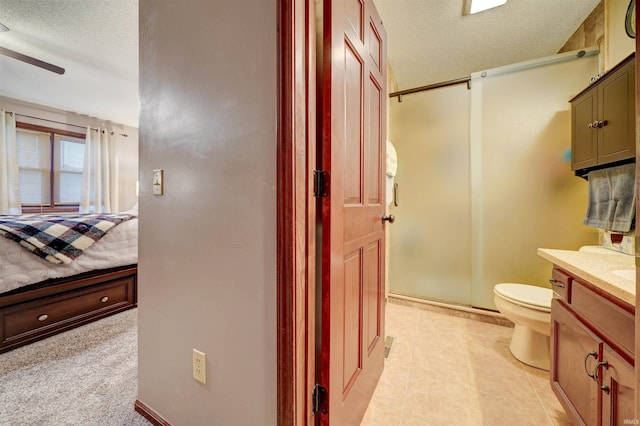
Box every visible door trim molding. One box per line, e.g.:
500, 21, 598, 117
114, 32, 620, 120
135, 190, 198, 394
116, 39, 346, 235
277, 0, 316, 424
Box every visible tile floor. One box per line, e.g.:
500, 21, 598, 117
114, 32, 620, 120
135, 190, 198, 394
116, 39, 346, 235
361, 299, 571, 426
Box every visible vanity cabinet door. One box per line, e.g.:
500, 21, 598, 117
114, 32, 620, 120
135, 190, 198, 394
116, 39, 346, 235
600, 344, 635, 426
551, 300, 601, 426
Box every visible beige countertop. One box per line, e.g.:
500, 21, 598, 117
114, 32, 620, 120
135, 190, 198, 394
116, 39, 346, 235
537, 248, 636, 306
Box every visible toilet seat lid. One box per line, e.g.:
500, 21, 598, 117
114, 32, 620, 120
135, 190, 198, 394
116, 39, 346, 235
494, 283, 552, 310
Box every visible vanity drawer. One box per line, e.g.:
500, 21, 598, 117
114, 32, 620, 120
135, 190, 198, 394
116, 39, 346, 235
570, 278, 634, 361
1, 276, 135, 345
550, 267, 571, 301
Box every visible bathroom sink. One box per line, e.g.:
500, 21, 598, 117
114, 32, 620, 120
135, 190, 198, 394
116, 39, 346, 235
611, 269, 636, 281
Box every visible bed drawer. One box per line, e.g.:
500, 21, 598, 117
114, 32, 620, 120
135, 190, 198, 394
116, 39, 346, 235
1, 275, 135, 350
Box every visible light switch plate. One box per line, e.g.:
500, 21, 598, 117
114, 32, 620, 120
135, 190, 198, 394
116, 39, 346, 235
152, 169, 163, 195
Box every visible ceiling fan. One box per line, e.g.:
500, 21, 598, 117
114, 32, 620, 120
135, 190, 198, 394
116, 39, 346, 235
0, 22, 65, 75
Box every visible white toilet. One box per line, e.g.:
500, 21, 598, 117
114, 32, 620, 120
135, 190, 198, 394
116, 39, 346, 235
493, 283, 553, 370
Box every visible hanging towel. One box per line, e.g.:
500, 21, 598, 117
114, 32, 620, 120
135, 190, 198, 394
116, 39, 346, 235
583, 163, 636, 232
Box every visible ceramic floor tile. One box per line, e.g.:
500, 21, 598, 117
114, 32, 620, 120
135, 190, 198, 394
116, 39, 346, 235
360, 299, 568, 426
384, 335, 414, 365
551, 413, 573, 426
464, 331, 524, 370
521, 367, 571, 425
413, 333, 467, 365
468, 358, 542, 407
402, 407, 474, 426
370, 361, 410, 407
416, 309, 464, 332
360, 398, 403, 426
460, 315, 514, 337
385, 304, 420, 338
474, 390, 552, 426
403, 375, 474, 424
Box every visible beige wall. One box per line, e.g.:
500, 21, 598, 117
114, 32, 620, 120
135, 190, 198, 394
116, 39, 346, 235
0, 95, 138, 211
559, 1, 605, 71
606, 0, 636, 68
558, 0, 635, 71
137, 1, 277, 424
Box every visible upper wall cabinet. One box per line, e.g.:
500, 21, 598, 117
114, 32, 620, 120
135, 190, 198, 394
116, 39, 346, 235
570, 54, 635, 176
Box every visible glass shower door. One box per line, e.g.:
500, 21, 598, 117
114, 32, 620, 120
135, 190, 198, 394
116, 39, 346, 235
388, 83, 472, 305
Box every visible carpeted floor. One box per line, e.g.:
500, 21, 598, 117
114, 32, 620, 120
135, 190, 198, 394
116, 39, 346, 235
0, 308, 150, 426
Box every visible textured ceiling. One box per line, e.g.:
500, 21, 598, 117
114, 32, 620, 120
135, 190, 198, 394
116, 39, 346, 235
0, 1, 601, 127
0, 0, 138, 127
372, 0, 601, 90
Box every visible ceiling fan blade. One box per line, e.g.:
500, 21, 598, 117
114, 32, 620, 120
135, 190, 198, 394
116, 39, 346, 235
0, 46, 65, 75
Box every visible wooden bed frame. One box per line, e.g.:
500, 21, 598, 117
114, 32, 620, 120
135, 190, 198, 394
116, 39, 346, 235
0, 264, 137, 353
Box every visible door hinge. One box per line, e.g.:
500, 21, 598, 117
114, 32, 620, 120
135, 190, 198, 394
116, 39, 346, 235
313, 170, 329, 198
312, 383, 328, 416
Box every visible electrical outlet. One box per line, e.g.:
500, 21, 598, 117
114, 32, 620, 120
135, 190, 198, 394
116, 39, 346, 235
193, 349, 206, 384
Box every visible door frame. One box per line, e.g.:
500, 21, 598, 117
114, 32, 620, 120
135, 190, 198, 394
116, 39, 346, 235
277, 0, 317, 424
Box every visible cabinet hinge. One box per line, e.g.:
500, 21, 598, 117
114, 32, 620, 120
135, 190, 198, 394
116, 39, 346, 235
313, 170, 329, 198
312, 383, 328, 416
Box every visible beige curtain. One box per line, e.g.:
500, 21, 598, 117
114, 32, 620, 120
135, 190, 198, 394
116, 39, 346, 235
0, 111, 20, 214
80, 127, 120, 213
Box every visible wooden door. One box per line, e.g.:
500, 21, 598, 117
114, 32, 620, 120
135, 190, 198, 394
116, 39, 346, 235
318, 0, 387, 424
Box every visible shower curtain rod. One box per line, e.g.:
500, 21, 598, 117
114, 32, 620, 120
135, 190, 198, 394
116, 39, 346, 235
8, 112, 129, 137
389, 77, 471, 102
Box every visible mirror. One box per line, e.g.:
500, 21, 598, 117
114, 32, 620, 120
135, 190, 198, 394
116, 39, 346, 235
626, 0, 635, 38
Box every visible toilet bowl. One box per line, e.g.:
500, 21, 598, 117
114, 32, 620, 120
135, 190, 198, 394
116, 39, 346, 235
494, 283, 553, 370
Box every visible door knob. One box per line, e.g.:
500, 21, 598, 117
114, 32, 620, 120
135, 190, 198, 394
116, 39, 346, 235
382, 214, 395, 224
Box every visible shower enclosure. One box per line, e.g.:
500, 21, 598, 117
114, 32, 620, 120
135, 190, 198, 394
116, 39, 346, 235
387, 50, 600, 309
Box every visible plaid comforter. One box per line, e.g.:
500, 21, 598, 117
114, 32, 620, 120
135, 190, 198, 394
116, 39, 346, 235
0, 213, 135, 264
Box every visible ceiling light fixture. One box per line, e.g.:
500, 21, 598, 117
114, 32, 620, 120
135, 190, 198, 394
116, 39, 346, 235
467, 0, 507, 15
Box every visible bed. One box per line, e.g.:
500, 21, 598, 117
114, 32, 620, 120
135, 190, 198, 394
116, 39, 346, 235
0, 211, 138, 353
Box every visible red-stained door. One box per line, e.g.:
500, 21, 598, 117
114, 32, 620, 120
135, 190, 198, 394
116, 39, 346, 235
318, 0, 387, 424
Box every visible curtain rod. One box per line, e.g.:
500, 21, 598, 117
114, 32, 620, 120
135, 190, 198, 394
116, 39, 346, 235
389, 77, 471, 102
8, 112, 129, 137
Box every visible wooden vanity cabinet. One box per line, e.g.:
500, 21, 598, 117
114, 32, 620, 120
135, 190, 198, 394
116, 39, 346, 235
570, 54, 635, 174
549, 266, 635, 426
601, 345, 635, 425
551, 300, 600, 425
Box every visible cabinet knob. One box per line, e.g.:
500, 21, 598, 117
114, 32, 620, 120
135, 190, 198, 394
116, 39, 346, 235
100, 296, 109, 303
37, 314, 48, 321
589, 120, 607, 129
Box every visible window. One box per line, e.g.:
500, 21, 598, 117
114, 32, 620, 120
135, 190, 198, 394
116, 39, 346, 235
16, 123, 86, 212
